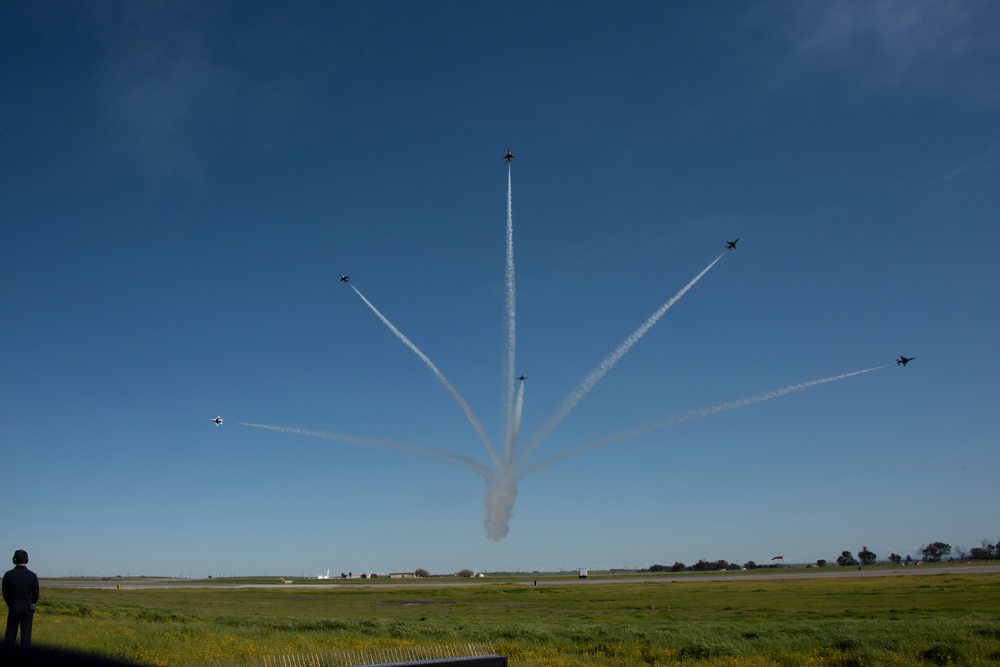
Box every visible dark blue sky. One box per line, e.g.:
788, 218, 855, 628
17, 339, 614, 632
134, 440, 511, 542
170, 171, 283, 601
2, 1, 998, 576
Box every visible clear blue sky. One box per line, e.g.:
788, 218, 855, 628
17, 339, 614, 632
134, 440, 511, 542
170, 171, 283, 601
2, 1, 998, 578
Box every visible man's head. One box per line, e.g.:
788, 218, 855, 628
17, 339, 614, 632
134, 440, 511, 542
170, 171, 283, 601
12, 550, 28, 565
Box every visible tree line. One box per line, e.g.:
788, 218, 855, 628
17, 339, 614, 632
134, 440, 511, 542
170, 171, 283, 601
648, 538, 999, 573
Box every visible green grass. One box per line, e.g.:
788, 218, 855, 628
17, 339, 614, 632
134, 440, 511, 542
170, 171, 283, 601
33, 572, 1000, 666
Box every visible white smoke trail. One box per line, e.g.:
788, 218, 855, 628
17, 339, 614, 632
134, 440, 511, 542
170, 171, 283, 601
510, 380, 525, 452
515, 252, 727, 469
246, 156, 888, 546
515, 365, 889, 479
503, 164, 518, 468
241, 423, 492, 478
349, 284, 501, 468
483, 468, 518, 541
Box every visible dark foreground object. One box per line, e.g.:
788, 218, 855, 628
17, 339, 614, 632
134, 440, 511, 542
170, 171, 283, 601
0, 646, 137, 666
2, 646, 507, 667
263, 655, 508, 667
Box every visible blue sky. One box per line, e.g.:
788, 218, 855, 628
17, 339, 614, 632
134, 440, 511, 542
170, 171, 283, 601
2, 1, 998, 577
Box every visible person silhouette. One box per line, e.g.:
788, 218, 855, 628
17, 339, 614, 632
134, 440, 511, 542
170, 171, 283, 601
3, 550, 39, 649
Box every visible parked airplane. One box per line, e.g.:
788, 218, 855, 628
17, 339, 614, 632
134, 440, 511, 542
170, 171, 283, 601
726, 238, 739, 250
340, 274, 350, 283
212, 416, 223, 426
503, 149, 514, 163
896, 355, 916, 366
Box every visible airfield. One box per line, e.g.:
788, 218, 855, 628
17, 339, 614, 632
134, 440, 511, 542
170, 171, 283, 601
42, 562, 1000, 590
39, 563, 1000, 666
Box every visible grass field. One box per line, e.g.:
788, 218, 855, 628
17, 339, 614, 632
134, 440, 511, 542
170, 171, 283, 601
32, 570, 1000, 666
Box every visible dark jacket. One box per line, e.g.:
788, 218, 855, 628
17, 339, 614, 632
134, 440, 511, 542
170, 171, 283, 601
2, 566, 39, 607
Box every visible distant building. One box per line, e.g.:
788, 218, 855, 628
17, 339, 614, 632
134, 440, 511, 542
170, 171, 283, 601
389, 572, 415, 579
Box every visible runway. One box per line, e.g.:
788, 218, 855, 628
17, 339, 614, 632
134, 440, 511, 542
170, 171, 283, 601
42, 563, 1000, 590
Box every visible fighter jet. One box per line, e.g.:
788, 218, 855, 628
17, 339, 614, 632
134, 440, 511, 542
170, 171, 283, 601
896, 355, 915, 367
503, 149, 514, 163
340, 274, 350, 283
212, 416, 223, 426
726, 238, 739, 250
517, 375, 526, 381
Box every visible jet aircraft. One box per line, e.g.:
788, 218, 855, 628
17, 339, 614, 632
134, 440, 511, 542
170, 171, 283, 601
340, 274, 350, 283
726, 238, 739, 250
503, 149, 514, 163
212, 416, 223, 426
517, 375, 526, 381
896, 356, 915, 367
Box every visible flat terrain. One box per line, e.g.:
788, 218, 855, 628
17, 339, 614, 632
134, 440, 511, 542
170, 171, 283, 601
35, 564, 1000, 666
42, 562, 1000, 589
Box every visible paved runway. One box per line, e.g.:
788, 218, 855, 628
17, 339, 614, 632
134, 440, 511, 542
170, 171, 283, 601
42, 563, 1000, 590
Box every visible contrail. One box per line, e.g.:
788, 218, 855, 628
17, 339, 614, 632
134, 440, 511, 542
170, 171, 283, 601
503, 164, 518, 468
241, 423, 492, 478
515, 252, 727, 469
935, 138, 1000, 184
510, 380, 525, 452
516, 365, 889, 479
249, 152, 890, 546
349, 284, 501, 468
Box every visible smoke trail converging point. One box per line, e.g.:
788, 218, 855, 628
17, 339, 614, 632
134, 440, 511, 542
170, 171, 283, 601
483, 468, 518, 541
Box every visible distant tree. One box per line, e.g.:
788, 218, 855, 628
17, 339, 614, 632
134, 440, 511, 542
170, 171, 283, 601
692, 559, 729, 571
954, 545, 968, 560
726, 561, 742, 571
921, 542, 952, 563
816, 559, 827, 568
858, 546, 877, 566
970, 539, 997, 561
743, 560, 757, 570
904, 555, 913, 565
456, 569, 475, 577
888, 553, 902, 565
671, 562, 686, 572
414, 568, 429, 578
649, 564, 668, 572
836, 551, 859, 567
